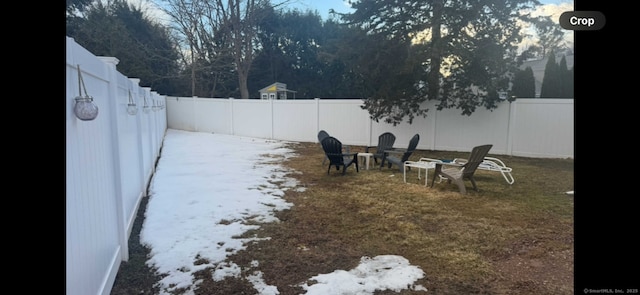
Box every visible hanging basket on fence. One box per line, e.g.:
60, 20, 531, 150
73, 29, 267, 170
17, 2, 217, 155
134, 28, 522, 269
74, 64, 99, 121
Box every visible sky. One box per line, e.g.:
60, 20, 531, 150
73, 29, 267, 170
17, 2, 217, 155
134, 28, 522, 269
140, 128, 428, 295
144, 0, 574, 26
140, 0, 574, 53
287, 0, 573, 20
288, 0, 574, 51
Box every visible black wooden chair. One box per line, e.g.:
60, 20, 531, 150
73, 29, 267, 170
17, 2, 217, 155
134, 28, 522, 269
318, 130, 330, 165
318, 130, 350, 165
380, 134, 420, 171
366, 132, 396, 165
321, 136, 359, 175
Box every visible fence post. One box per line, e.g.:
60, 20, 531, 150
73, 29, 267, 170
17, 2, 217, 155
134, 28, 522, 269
192, 96, 198, 132
229, 97, 235, 135
315, 98, 320, 141
506, 100, 516, 156
98, 56, 130, 262
139, 88, 151, 188
130, 79, 146, 202
270, 97, 274, 139
365, 101, 372, 147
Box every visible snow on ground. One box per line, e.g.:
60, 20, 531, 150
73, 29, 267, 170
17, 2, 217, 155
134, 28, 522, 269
140, 129, 427, 294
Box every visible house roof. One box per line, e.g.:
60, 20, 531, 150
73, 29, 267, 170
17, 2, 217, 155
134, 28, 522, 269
259, 82, 296, 93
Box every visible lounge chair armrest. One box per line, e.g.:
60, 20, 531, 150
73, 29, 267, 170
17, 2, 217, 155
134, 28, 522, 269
484, 157, 506, 167
420, 157, 460, 165
327, 152, 358, 161
453, 158, 467, 164
419, 157, 442, 163
384, 149, 405, 155
478, 158, 512, 172
435, 162, 464, 167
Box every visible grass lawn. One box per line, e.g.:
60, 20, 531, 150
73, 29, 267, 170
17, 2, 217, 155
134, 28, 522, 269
111, 141, 574, 295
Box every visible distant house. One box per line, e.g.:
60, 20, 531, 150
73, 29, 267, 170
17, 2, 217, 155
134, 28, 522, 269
519, 51, 574, 98
259, 82, 297, 100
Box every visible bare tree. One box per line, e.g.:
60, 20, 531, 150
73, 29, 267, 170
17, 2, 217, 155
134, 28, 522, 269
161, 0, 288, 98
217, 0, 262, 99
533, 16, 565, 57
162, 0, 228, 96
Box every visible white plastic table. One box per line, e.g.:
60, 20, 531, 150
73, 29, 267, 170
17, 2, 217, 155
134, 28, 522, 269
403, 160, 437, 186
357, 152, 374, 170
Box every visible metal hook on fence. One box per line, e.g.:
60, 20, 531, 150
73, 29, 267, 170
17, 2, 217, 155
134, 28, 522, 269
127, 89, 138, 115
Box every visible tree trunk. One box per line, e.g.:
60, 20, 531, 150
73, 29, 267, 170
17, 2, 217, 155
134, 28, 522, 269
427, 0, 443, 101
238, 71, 250, 99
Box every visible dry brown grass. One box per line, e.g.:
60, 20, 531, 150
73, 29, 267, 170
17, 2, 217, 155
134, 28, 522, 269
112, 141, 574, 295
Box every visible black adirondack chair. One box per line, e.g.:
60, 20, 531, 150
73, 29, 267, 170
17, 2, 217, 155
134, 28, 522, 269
318, 130, 330, 165
366, 132, 396, 164
380, 134, 420, 171
321, 136, 359, 175
318, 130, 350, 165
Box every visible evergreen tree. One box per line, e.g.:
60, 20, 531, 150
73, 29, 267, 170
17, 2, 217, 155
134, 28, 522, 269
512, 66, 536, 98
340, 0, 540, 125
66, 0, 182, 95
558, 55, 573, 98
251, 9, 328, 98
540, 52, 560, 98
566, 66, 574, 98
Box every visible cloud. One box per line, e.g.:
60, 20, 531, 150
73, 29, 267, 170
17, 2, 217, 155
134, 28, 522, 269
125, 0, 172, 26
533, 2, 574, 21
518, 2, 574, 52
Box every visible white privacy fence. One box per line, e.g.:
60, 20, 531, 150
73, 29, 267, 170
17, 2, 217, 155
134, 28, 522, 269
66, 36, 167, 295
166, 97, 574, 159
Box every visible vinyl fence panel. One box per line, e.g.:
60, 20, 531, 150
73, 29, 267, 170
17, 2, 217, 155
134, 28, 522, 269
231, 99, 273, 138
66, 45, 122, 295
273, 99, 318, 142
165, 97, 573, 159
66, 36, 167, 295
196, 97, 232, 134
430, 101, 512, 155
510, 99, 574, 158
318, 99, 371, 146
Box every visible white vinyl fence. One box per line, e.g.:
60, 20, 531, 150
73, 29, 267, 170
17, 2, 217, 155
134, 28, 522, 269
166, 97, 574, 159
66, 36, 167, 295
